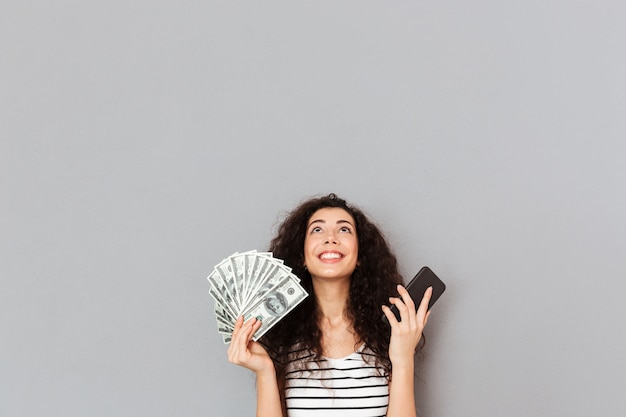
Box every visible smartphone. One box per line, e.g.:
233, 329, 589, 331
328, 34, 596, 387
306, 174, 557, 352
383, 266, 446, 324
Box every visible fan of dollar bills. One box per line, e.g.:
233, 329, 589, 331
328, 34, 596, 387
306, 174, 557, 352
207, 250, 309, 344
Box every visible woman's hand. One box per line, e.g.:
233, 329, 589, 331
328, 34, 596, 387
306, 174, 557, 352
228, 316, 284, 417
382, 285, 432, 367
227, 316, 274, 374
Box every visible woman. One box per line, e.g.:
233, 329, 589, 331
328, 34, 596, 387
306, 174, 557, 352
228, 193, 432, 417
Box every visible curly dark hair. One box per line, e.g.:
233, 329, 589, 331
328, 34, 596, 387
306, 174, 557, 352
259, 193, 407, 401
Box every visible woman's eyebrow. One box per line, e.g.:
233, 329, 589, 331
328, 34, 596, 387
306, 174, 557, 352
337, 219, 355, 227
307, 219, 325, 227
308, 219, 355, 227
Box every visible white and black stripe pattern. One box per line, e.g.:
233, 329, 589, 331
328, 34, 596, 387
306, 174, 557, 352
285, 345, 389, 417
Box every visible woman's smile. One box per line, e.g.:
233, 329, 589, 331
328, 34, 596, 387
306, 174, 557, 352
318, 251, 344, 261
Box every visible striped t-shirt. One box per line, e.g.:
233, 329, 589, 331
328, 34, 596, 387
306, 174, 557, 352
284, 344, 389, 417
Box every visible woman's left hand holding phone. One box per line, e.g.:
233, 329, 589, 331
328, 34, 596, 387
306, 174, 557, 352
383, 284, 432, 367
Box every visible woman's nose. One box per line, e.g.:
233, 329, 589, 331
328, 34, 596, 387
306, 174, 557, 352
323, 232, 338, 244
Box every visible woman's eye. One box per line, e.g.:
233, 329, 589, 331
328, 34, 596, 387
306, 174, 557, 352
340, 227, 352, 233
311, 226, 322, 233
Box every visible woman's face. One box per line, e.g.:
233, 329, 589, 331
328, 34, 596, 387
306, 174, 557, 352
303, 207, 359, 282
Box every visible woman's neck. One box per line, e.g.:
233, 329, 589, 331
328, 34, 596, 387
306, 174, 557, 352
311, 276, 351, 325
313, 279, 352, 329
311, 277, 361, 358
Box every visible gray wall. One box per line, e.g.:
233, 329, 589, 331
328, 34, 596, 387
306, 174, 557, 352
2, 1, 625, 416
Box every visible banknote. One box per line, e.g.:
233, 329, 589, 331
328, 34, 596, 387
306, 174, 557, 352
207, 251, 309, 344
242, 274, 309, 341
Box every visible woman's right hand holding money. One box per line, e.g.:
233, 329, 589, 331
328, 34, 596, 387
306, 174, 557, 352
227, 316, 274, 374
228, 316, 283, 417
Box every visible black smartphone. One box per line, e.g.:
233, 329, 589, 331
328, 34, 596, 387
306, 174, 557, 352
383, 266, 446, 324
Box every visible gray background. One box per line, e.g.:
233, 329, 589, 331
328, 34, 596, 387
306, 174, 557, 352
2, 1, 625, 416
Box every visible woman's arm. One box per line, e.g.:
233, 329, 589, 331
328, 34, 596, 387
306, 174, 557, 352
227, 316, 284, 417
382, 285, 432, 417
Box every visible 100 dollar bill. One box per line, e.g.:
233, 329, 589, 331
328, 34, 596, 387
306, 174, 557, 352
242, 275, 308, 341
